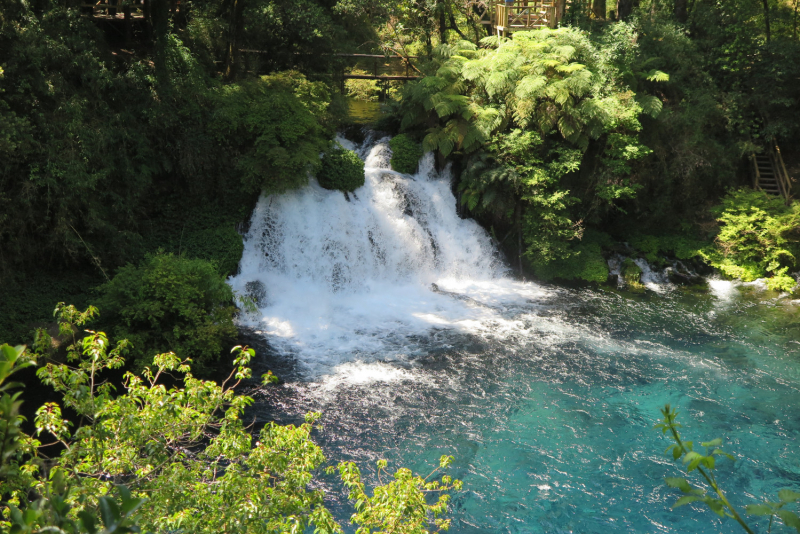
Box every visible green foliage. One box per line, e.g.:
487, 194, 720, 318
398, 28, 661, 270
318, 144, 366, 192
337, 456, 462, 534
703, 190, 800, 283
389, 134, 424, 174
180, 225, 244, 277
0, 327, 460, 534
628, 233, 706, 264
96, 255, 237, 371
621, 258, 644, 290
531, 230, 611, 283
655, 404, 800, 534
345, 70, 381, 102
210, 73, 333, 195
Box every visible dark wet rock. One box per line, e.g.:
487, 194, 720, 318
245, 280, 268, 307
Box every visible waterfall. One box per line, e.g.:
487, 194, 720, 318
228, 135, 550, 377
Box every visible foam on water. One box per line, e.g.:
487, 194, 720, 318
229, 136, 550, 377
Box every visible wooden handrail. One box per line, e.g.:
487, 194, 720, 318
752, 155, 762, 192
494, 0, 558, 34
772, 137, 793, 201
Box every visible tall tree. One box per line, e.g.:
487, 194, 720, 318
617, 0, 633, 19
674, 0, 687, 22
593, 0, 606, 19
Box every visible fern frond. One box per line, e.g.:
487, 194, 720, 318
645, 69, 669, 82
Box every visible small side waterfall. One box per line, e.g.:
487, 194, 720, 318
228, 135, 549, 376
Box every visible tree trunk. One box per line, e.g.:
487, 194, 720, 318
225, 0, 245, 80
555, 0, 566, 24
152, 0, 170, 86
617, 0, 633, 19
438, 7, 448, 44
593, 0, 606, 19
762, 0, 771, 43
674, 0, 687, 22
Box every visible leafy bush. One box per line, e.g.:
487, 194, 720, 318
317, 145, 365, 192
389, 134, 423, 174
97, 254, 237, 371
0, 334, 461, 534
531, 230, 611, 283
628, 233, 706, 265
703, 189, 800, 283
209, 72, 333, 195
181, 225, 244, 277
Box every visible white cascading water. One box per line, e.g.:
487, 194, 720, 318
228, 135, 551, 377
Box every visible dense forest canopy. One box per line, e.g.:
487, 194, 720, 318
1, 0, 800, 530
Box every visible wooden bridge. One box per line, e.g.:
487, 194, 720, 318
338, 54, 421, 82
752, 138, 793, 201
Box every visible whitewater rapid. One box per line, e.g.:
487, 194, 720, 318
227, 135, 551, 377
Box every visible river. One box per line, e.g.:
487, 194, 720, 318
227, 135, 800, 534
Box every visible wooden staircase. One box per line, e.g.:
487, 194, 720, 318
751, 138, 793, 201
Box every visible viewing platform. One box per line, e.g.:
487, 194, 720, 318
487, 0, 566, 36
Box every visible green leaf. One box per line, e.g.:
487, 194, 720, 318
705, 497, 726, 517
779, 489, 800, 503
700, 438, 722, 448
777, 510, 800, 532
745, 503, 774, 516
673, 495, 700, 508
665, 477, 693, 493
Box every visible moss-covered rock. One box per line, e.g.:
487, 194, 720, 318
622, 258, 644, 291
389, 134, 423, 174
318, 145, 365, 192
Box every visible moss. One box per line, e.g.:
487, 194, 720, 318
622, 258, 645, 290
317, 145, 365, 192
532, 231, 610, 283
389, 134, 423, 174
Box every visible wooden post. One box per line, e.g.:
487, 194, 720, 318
124, 4, 132, 44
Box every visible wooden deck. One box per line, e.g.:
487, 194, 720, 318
491, 0, 565, 36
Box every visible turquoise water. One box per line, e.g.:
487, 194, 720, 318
251, 284, 800, 533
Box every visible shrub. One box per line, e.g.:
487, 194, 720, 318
703, 189, 800, 283
317, 145, 365, 192
389, 134, 423, 174
182, 225, 244, 277
97, 253, 237, 371
531, 231, 611, 283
